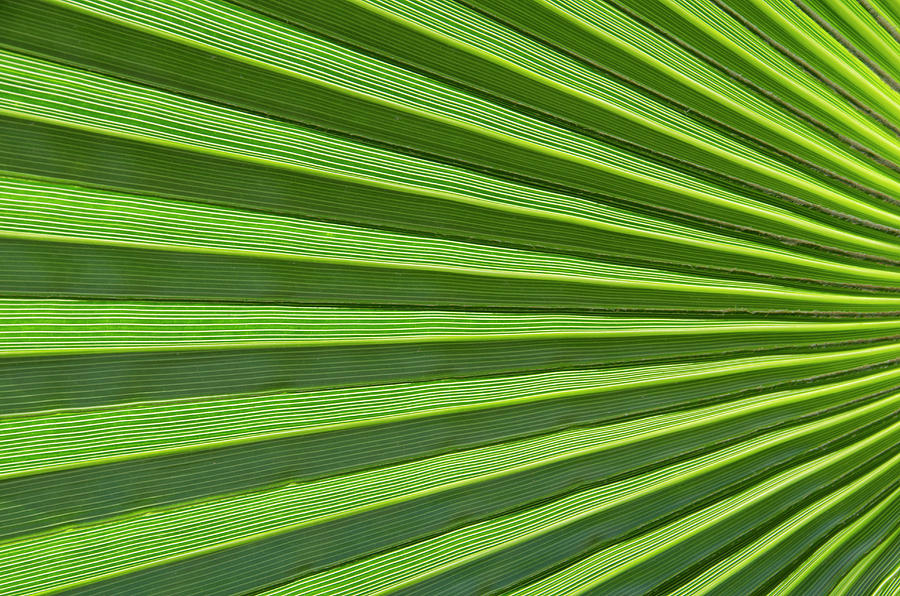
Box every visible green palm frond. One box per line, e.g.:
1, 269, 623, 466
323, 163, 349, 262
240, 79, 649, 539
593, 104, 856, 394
4, 0, 900, 594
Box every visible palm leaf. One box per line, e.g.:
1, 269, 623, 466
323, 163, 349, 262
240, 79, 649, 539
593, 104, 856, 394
4, 0, 900, 593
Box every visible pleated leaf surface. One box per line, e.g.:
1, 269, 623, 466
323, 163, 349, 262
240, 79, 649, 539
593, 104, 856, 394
4, 0, 900, 594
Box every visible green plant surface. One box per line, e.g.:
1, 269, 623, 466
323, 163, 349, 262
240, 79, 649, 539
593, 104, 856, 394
4, 0, 900, 594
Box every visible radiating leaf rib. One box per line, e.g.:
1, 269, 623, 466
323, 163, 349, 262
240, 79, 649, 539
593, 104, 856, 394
13, 186, 900, 312
9, 175, 900, 296
7, 0, 900, 592
8, 112, 900, 283
6, 300, 900, 351
466, 0, 900, 195
9, 0, 900, 244
5, 302, 900, 418
833, 520, 900, 595
668, 457, 900, 595
4, 383, 900, 596
6, 340, 900, 542
872, 567, 900, 595
14, 171, 900, 296
720, 0, 900, 122
609, 0, 900, 157
506, 411, 900, 595
256, 384, 900, 596
770, 483, 900, 594
7, 46, 900, 261
262, 0, 900, 205
866, 0, 900, 40
799, 0, 900, 86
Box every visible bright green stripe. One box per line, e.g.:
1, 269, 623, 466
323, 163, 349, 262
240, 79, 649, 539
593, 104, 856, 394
5, 0, 900, 593
4, 381, 899, 595
10, 175, 900, 292
3, 302, 898, 417
0, 179, 835, 289
872, 564, 900, 595
6, 341, 900, 477
508, 410, 900, 595
5, 48, 900, 261
770, 484, 900, 594
867, 0, 900, 38
722, 0, 900, 127
670, 454, 900, 594
802, 0, 900, 86
262, 383, 900, 595
13, 230, 900, 313
466, 0, 900, 197
1, 299, 899, 351
612, 0, 900, 162
6, 177, 900, 312
833, 520, 900, 595
13, 0, 900, 243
